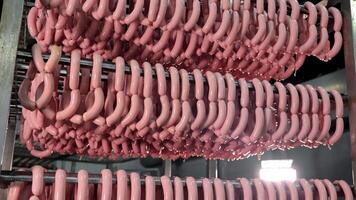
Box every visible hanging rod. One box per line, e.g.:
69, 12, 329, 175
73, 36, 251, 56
16, 49, 346, 100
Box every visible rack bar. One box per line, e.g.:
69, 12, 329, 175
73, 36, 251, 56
341, 0, 356, 191
0, 0, 24, 170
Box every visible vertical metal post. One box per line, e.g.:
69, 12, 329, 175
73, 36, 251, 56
342, 0, 356, 188
164, 160, 172, 177
207, 160, 218, 179
0, 0, 24, 170
1, 121, 17, 171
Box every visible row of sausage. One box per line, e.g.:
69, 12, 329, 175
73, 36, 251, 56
27, 0, 343, 80
17, 44, 344, 160
7, 166, 354, 200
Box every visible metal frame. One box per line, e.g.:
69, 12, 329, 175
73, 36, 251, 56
0, 0, 24, 170
342, 0, 356, 189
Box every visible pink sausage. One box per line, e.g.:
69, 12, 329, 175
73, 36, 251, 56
252, 79, 265, 107
106, 91, 125, 127
274, 182, 286, 200
219, 101, 235, 136
170, 29, 184, 58
285, 181, 298, 200
169, 67, 180, 99
153, 0, 168, 28
193, 69, 204, 99
77, 170, 89, 200
173, 177, 183, 200
330, 90, 344, 117
212, 10, 231, 41
305, 85, 319, 113
214, 178, 226, 200
113, 0, 127, 20
91, 53, 103, 89
206, 71, 218, 102
165, 99, 182, 128
239, 178, 252, 200
191, 100, 206, 131
231, 108, 249, 139
240, 10, 250, 39
271, 111, 288, 141
129, 60, 141, 95
166, 0, 184, 30
202, 102, 218, 129
263, 181, 276, 200
116, 170, 127, 200
146, 176, 155, 200
335, 180, 354, 200
202, 2, 217, 34
156, 95, 170, 127
83, 88, 105, 122
143, 62, 153, 98
239, 79, 249, 107
215, 73, 226, 100
180, 69, 190, 101
186, 177, 198, 200
317, 87, 331, 115
286, 84, 299, 114
54, 169, 66, 200
161, 176, 173, 200
56, 89, 81, 120
251, 15, 267, 46
120, 95, 140, 126
202, 178, 213, 200
92, 0, 110, 20
184, 0, 200, 31
148, 0, 159, 22
175, 101, 192, 132
114, 57, 125, 92
101, 169, 112, 200
44, 45, 62, 73
317, 115, 331, 141
130, 173, 141, 200
328, 118, 344, 145
322, 179, 337, 200
27, 7, 39, 37
284, 114, 299, 141
224, 11, 241, 46
299, 179, 313, 200
250, 107, 265, 142
253, 179, 266, 200
32, 44, 45, 72
225, 181, 235, 200
32, 166, 44, 196
7, 182, 24, 200
136, 98, 153, 130
155, 63, 167, 96
312, 179, 327, 200
124, 0, 144, 24
213, 100, 227, 130
275, 82, 287, 111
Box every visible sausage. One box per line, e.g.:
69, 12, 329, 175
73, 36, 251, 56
214, 178, 226, 200
54, 169, 66, 200
116, 170, 127, 200
145, 176, 155, 200
202, 178, 213, 200
32, 166, 44, 196
186, 177, 198, 200
174, 177, 183, 200
101, 169, 112, 200
77, 170, 89, 200
161, 176, 173, 200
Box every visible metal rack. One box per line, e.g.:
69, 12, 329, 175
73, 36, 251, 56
0, 0, 354, 196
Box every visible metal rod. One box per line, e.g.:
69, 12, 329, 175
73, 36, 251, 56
341, 0, 356, 192
163, 160, 172, 177
207, 160, 218, 179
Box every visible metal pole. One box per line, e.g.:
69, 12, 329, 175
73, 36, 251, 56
0, 0, 24, 170
207, 160, 218, 179
342, 0, 356, 189
163, 160, 172, 177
